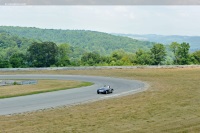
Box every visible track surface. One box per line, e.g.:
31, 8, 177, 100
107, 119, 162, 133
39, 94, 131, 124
0, 75, 146, 115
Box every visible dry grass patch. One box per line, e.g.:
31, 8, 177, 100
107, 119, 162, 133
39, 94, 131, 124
0, 80, 91, 99
0, 68, 200, 132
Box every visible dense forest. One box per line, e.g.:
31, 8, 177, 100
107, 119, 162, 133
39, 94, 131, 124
0, 26, 200, 68
0, 26, 153, 55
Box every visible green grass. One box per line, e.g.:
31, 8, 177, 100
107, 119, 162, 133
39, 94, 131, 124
0, 80, 93, 99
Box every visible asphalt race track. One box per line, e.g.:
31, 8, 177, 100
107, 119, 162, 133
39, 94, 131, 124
0, 75, 147, 115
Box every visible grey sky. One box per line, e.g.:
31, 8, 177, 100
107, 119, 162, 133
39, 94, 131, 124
1, 0, 200, 5
0, 6, 200, 35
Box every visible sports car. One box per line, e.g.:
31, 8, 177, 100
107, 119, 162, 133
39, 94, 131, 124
97, 86, 114, 94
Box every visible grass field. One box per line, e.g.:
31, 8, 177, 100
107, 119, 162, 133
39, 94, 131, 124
0, 68, 200, 132
0, 80, 92, 99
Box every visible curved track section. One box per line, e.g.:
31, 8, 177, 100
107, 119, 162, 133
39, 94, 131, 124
0, 75, 146, 115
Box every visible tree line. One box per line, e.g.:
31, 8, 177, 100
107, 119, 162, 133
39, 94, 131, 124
0, 41, 200, 68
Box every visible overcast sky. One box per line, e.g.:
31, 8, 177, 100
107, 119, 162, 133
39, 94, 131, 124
0, 6, 200, 36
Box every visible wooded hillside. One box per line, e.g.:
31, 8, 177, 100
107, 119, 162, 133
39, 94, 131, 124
0, 26, 153, 54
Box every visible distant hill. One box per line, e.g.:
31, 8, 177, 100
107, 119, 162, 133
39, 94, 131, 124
0, 32, 34, 50
0, 26, 153, 55
115, 34, 200, 52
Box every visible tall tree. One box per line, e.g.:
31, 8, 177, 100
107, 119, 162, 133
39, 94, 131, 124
135, 49, 153, 65
81, 52, 101, 66
9, 53, 26, 68
150, 43, 166, 65
177, 42, 190, 65
110, 49, 130, 65
56, 43, 71, 66
0, 58, 10, 68
170, 42, 180, 64
27, 42, 58, 67
190, 50, 200, 64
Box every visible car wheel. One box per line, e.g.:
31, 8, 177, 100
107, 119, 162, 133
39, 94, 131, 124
105, 91, 108, 94
97, 91, 99, 94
